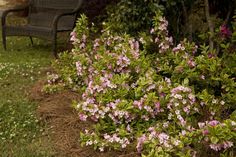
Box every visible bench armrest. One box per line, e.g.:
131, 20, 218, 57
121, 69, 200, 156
52, 0, 83, 31
52, 12, 78, 31
1, 5, 29, 26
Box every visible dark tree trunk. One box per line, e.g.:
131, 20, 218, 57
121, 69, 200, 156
204, 0, 214, 51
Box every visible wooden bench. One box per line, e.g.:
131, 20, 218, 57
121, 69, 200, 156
2, 0, 83, 56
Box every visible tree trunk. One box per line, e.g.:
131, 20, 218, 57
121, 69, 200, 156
181, 0, 189, 38
204, 0, 214, 51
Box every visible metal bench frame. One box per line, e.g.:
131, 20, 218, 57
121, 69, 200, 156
2, 0, 83, 56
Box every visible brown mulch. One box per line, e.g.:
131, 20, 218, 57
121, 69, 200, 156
30, 80, 139, 157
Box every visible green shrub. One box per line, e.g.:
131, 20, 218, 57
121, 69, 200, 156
104, 0, 161, 35
46, 13, 236, 156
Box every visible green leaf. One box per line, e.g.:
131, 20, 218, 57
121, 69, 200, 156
220, 44, 227, 49
210, 136, 219, 144
183, 78, 189, 85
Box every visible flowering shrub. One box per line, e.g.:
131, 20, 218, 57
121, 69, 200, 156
47, 12, 236, 156
139, 118, 236, 157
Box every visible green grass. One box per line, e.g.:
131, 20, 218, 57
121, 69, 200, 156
0, 29, 56, 156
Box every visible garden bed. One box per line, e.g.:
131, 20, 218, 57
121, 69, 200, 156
31, 80, 139, 157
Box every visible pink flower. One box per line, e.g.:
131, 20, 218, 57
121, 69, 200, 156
70, 31, 77, 42
163, 122, 169, 128
116, 55, 131, 71
146, 84, 156, 91
149, 130, 158, 139
99, 147, 104, 152
167, 37, 173, 44
181, 130, 186, 136
183, 106, 190, 114
82, 34, 87, 42
220, 24, 231, 38
150, 28, 155, 34
173, 139, 181, 146
209, 143, 222, 151
188, 94, 196, 103
130, 40, 140, 59
159, 92, 166, 98
174, 94, 183, 100
187, 59, 196, 68
202, 129, 209, 135
210, 141, 234, 151
198, 122, 205, 129
173, 43, 185, 53
136, 135, 147, 153
126, 125, 131, 132
79, 113, 87, 121
134, 41, 139, 50
75, 61, 83, 76
93, 39, 100, 48
158, 133, 169, 145
158, 17, 168, 32
106, 39, 111, 46
133, 99, 144, 110
155, 102, 160, 111
222, 141, 233, 149
79, 43, 85, 49
90, 115, 98, 122
104, 133, 110, 140
208, 53, 215, 58
200, 75, 205, 80
171, 86, 191, 94
155, 37, 159, 43
177, 115, 186, 126
86, 140, 93, 146
172, 47, 179, 52
112, 133, 120, 143
208, 120, 220, 127
148, 127, 155, 132
159, 42, 170, 53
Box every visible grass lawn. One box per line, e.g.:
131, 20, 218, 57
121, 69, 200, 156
0, 28, 56, 156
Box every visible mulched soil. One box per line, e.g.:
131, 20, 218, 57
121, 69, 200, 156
29, 80, 139, 157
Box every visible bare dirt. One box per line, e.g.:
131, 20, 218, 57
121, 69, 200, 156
30, 80, 139, 157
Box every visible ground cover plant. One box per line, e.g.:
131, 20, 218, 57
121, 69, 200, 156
0, 32, 54, 156
46, 10, 236, 157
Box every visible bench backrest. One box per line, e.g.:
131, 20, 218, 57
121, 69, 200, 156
28, 0, 83, 29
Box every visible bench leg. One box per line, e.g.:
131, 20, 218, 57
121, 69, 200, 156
29, 37, 33, 46
2, 29, 6, 50
52, 32, 57, 58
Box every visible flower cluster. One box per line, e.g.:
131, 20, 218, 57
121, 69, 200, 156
209, 141, 234, 151
167, 85, 199, 128
151, 14, 173, 53
46, 73, 60, 84
42, 72, 66, 93
198, 119, 236, 152
220, 24, 232, 38
136, 125, 197, 157
81, 130, 131, 151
